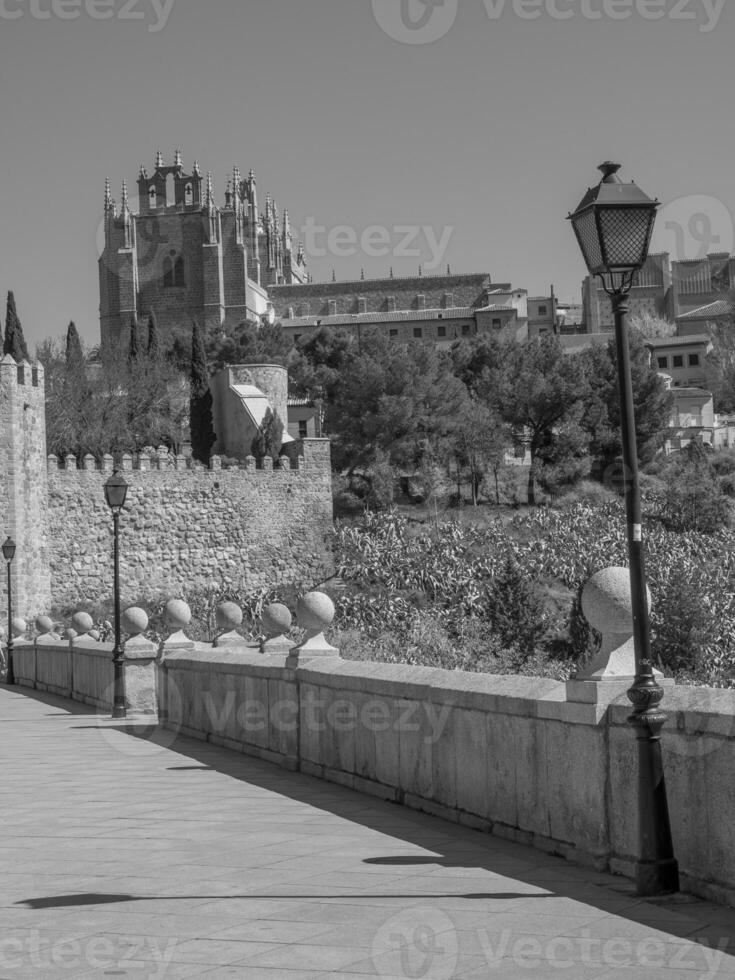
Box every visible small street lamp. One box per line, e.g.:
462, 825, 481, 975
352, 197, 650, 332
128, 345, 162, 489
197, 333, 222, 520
2, 537, 16, 686
104, 471, 128, 719
569, 162, 679, 896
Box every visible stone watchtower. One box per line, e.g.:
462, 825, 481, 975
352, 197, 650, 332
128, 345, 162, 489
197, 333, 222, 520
0, 356, 50, 617
98, 150, 308, 350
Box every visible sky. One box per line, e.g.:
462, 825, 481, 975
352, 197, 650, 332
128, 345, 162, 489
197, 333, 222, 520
0, 0, 733, 351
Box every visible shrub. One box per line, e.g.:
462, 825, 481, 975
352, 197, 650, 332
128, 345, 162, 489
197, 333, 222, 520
487, 555, 549, 658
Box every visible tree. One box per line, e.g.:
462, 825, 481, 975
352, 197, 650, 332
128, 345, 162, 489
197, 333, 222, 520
128, 315, 141, 363
251, 407, 284, 462
147, 311, 160, 359
207, 319, 293, 373
448, 397, 510, 505
630, 312, 677, 340
661, 440, 731, 533
482, 335, 587, 505
39, 327, 188, 461
577, 331, 673, 479
704, 304, 735, 413
328, 331, 467, 474
4, 292, 29, 362
189, 320, 216, 464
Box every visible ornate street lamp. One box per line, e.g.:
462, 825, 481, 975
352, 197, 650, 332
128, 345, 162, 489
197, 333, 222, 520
569, 162, 679, 896
104, 471, 128, 719
2, 537, 16, 686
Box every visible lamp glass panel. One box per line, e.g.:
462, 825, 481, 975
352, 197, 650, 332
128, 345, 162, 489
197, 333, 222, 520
572, 209, 603, 272
104, 476, 128, 510
2, 538, 16, 562
598, 207, 655, 267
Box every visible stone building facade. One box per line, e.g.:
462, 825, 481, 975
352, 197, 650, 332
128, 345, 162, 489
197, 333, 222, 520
99, 150, 308, 349
270, 273, 529, 346
0, 356, 334, 618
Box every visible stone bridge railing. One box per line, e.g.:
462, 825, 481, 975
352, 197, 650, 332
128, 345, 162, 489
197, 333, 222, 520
5, 576, 735, 910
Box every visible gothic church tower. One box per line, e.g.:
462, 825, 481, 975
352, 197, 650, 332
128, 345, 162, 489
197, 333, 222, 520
98, 150, 307, 349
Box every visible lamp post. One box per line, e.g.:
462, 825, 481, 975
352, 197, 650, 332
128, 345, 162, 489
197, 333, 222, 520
569, 162, 679, 896
2, 537, 16, 686
104, 471, 128, 719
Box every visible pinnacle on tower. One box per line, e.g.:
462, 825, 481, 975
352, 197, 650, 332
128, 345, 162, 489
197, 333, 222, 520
332, 269, 336, 282
121, 179, 129, 212
361, 268, 365, 281
155, 149, 164, 169
193, 160, 201, 176
390, 267, 394, 279
104, 177, 112, 213
225, 179, 232, 208
174, 148, 183, 167
206, 170, 214, 205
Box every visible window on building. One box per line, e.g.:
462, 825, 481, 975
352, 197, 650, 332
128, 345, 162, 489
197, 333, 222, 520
298, 420, 308, 438
492, 318, 501, 329
673, 355, 684, 368
163, 255, 175, 288
390, 329, 398, 337
294, 334, 301, 343
163, 254, 185, 288
166, 173, 175, 207
149, 186, 157, 207
538, 305, 548, 315
689, 354, 700, 366
437, 325, 446, 338
185, 183, 193, 206
657, 357, 668, 369
462, 324, 470, 336
413, 327, 423, 339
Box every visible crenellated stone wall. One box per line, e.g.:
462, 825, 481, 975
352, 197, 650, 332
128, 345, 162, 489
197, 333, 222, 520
45, 440, 334, 610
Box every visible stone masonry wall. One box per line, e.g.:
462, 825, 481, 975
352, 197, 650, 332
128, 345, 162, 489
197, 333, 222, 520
45, 440, 334, 612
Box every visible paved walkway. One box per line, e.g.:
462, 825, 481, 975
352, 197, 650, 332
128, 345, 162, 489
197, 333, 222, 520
2, 687, 735, 980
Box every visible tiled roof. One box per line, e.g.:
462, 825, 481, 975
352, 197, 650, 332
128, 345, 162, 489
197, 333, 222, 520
678, 300, 735, 321
649, 334, 712, 348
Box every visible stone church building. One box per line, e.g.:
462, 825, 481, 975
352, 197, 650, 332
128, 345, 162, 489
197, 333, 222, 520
99, 150, 308, 348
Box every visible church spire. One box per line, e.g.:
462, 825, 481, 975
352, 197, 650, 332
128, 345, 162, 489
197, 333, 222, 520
155, 149, 164, 170
104, 177, 112, 214
174, 147, 182, 168
120, 179, 129, 213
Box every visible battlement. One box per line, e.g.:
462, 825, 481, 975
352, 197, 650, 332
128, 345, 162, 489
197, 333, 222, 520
46, 439, 330, 476
0, 355, 45, 389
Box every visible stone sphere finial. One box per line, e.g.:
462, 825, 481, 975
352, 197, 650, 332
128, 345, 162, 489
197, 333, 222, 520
165, 599, 191, 631
71, 612, 94, 636
122, 607, 149, 637
11, 616, 27, 639
35, 615, 54, 636
581, 567, 650, 636
262, 603, 292, 637
297, 592, 335, 633
216, 602, 243, 632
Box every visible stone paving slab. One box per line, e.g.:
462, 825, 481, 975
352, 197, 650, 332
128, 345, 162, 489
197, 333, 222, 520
2, 686, 735, 980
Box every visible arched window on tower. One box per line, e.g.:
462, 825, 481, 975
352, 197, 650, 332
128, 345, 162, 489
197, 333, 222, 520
174, 256, 186, 287
163, 255, 175, 288
185, 183, 193, 206
149, 186, 157, 208
166, 173, 175, 207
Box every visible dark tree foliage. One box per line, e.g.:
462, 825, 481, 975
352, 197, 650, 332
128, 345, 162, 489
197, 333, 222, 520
189, 320, 216, 464
251, 407, 284, 461
206, 319, 293, 373
128, 315, 141, 363
480, 335, 587, 505
39, 329, 188, 460
147, 311, 160, 359
577, 329, 674, 478
4, 291, 30, 361
660, 440, 732, 533
450, 338, 504, 395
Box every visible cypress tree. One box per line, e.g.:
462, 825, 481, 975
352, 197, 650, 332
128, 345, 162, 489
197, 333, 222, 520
189, 320, 215, 464
251, 407, 284, 461
128, 314, 140, 363
4, 292, 30, 362
65, 321, 84, 371
147, 311, 159, 359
